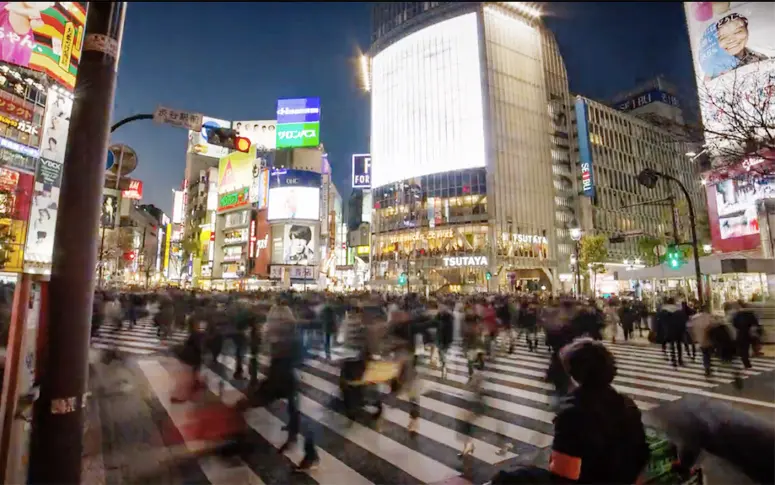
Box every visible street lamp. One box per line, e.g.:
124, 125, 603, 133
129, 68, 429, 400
637, 168, 704, 305
703, 244, 712, 254
570, 227, 582, 298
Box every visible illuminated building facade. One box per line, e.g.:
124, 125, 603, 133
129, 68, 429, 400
369, 2, 576, 291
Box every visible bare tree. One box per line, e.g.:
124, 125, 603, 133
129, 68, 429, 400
698, 64, 775, 168
98, 228, 134, 277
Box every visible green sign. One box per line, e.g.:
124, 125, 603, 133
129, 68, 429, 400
276, 122, 320, 148
218, 187, 249, 212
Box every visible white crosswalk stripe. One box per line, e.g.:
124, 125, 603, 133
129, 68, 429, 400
133, 334, 775, 485
92, 318, 187, 355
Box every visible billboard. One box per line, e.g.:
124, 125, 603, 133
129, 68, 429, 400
187, 116, 231, 158
218, 186, 250, 213
267, 186, 320, 221
283, 223, 317, 265
100, 194, 117, 228
276, 97, 321, 124
684, 2, 775, 162
574, 98, 596, 198
276, 122, 319, 148
172, 189, 184, 224
40, 86, 73, 164
614, 89, 680, 112
23, 158, 61, 265
234, 120, 276, 151
370, 13, 485, 187
254, 167, 269, 209
217, 148, 254, 194
352, 153, 372, 188
714, 176, 775, 239
121, 179, 143, 200
0, 2, 87, 90
251, 209, 270, 276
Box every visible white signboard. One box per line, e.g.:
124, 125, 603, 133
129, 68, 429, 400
153, 106, 203, 132
442, 255, 488, 267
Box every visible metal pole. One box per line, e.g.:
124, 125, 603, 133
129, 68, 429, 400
98, 147, 123, 287
660, 173, 704, 306
575, 240, 581, 298
28, 3, 126, 484
669, 195, 680, 245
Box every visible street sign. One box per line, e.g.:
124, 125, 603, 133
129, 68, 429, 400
106, 150, 114, 171
152, 106, 203, 132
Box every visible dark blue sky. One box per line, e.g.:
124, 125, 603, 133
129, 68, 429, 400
110, 2, 697, 216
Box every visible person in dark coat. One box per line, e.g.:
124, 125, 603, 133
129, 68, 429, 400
732, 301, 759, 369
655, 298, 687, 367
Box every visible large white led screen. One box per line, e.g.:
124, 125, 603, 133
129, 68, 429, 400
370, 12, 486, 188
267, 186, 320, 221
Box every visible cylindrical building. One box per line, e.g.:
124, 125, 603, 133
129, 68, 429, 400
368, 2, 576, 292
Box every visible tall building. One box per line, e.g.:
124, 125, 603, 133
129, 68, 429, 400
368, 2, 576, 291
573, 95, 706, 262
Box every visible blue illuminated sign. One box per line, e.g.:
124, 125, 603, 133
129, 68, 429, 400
276, 97, 321, 124
269, 169, 321, 188
574, 98, 595, 199
351, 153, 371, 188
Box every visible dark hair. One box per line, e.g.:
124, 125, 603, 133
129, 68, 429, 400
717, 12, 748, 29
289, 225, 312, 242
560, 338, 616, 388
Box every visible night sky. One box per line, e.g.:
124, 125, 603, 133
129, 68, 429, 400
110, 2, 697, 216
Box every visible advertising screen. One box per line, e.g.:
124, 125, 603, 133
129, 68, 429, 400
276, 122, 320, 149
0, 2, 87, 90
218, 148, 254, 194
172, 189, 184, 224
283, 223, 317, 265
187, 116, 232, 158
100, 194, 118, 228
40, 86, 73, 164
276, 98, 321, 124
714, 175, 775, 239
352, 153, 372, 188
684, 2, 775, 162
23, 158, 62, 265
267, 186, 320, 221
234, 120, 276, 151
370, 12, 485, 187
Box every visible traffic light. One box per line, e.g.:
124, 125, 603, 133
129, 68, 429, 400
666, 245, 683, 269
204, 126, 251, 153
398, 272, 408, 286
485, 271, 492, 281
123, 251, 136, 262
234, 136, 251, 153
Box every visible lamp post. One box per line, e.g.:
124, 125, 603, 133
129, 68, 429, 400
637, 168, 704, 306
570, 227, 582, 298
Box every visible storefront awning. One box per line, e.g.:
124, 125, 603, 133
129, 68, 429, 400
616, 253, 775, 280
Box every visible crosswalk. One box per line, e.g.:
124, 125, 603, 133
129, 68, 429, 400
131, 335, 775, 485
91, 318, 187, 355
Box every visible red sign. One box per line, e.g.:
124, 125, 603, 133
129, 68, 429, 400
121, 179, 143, 200
0, 91, 33, 122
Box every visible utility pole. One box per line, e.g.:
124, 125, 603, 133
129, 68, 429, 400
28, 3, 127, 484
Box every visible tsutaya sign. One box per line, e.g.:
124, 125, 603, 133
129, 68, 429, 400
443, 255, 489, 267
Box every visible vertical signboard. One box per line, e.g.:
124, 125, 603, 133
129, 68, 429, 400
352, 153, 372, 188
684, 2, 775, 162
163, 222, 172, 277
100, 194, 118, 228
574, 97, 595, 198
40, 87, 74, 164
24, 158, 62, 266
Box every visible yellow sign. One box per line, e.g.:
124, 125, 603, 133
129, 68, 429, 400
217, 145, 256, 195
356, 245, 369, 255
0, 219, 26, 273
163, 223, 172, 275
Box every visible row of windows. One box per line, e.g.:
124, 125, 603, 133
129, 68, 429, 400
372, 167, 488, 208
372, 2, 445, 42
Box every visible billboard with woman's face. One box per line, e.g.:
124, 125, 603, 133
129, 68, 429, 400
684, 2, 775, 163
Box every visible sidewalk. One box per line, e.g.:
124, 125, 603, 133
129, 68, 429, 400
83, 353, 207, 484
